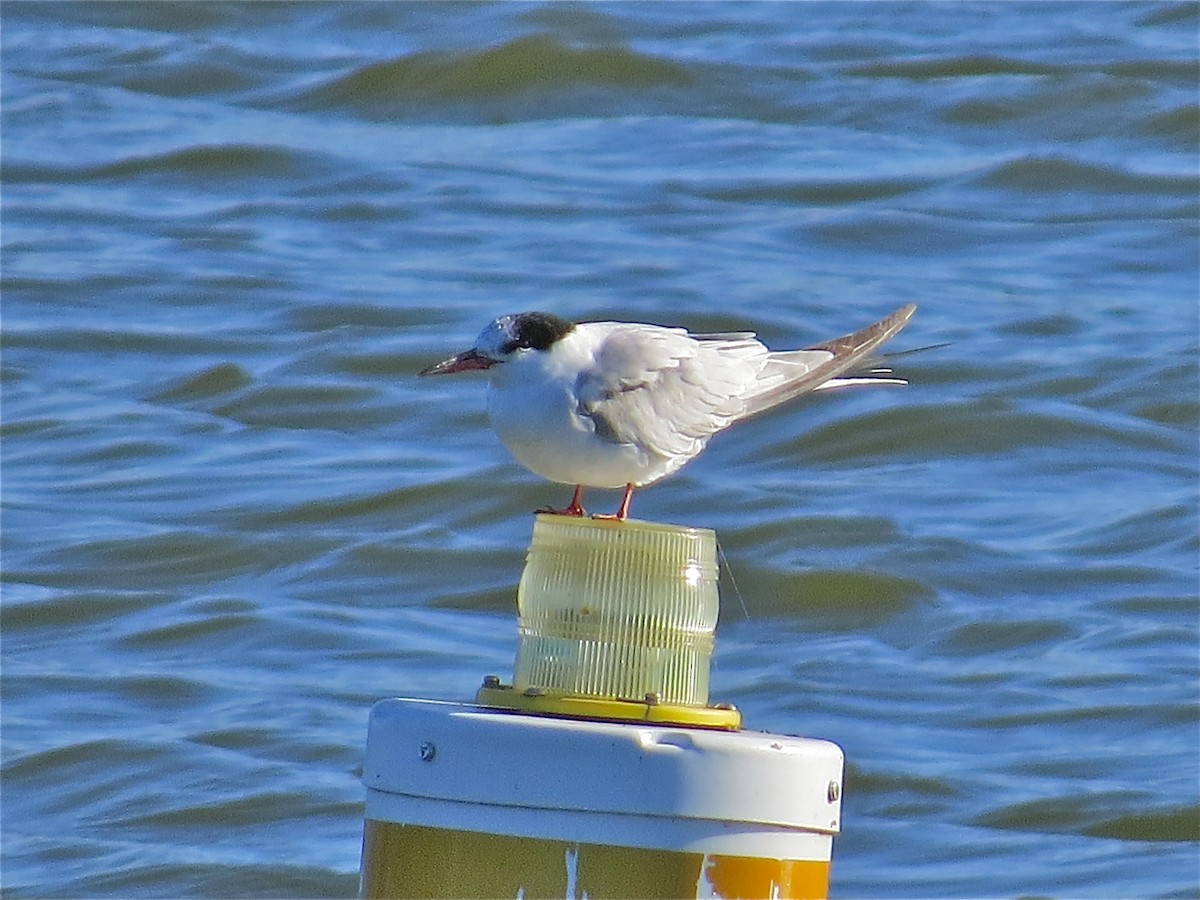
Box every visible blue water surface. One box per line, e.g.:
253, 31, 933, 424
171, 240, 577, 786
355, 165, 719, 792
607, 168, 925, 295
3, 2, 1197, 898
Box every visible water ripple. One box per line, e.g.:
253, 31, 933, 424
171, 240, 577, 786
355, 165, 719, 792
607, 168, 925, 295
290, 34, 692, 119
3, 3, 1196, 898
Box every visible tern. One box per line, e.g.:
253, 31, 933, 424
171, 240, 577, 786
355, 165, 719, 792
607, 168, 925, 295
420, 304, 916, 519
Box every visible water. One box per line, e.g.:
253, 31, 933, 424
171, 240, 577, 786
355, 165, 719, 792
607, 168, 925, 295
2, 2, 1197, 897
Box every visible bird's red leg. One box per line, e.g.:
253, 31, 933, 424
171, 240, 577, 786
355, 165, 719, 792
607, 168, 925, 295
593, 483, 634, 521
536, 485, 585, 517
566, 484, 586, 516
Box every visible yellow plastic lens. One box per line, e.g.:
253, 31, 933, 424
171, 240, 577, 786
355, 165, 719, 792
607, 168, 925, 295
513, 515, 719, 706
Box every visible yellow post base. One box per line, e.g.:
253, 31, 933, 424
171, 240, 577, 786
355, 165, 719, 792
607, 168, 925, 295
361, 820, 831, 900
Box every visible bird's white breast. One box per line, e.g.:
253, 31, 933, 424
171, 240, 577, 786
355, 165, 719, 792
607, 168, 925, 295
485, 326, 670, 488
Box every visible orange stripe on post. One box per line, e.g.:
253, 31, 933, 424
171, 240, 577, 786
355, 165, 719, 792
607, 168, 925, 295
361, 820, 831, 900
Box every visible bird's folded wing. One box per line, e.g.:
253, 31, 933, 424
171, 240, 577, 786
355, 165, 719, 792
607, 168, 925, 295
573, 304, 916, 456
574, 325, 768, 458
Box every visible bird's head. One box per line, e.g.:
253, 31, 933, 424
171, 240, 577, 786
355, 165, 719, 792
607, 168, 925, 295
419, 311, 576, 375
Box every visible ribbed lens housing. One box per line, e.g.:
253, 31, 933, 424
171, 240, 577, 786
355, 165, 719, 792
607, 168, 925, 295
513, 516, 719, 706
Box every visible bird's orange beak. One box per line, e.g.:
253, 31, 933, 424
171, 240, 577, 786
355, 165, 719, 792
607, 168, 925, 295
419, 349, 497, 376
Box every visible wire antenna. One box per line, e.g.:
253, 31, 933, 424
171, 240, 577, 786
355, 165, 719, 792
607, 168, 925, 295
715, 536, 750, 622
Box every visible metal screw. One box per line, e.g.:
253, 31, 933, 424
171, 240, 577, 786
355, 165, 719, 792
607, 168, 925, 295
481, 675, 501, 688
522, 687, 545, 698
827, 780, 840, 803
419, 742, 436, 762
644, 692, 661, 705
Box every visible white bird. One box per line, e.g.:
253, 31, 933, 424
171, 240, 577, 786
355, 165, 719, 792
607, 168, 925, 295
420, 304, 917, 520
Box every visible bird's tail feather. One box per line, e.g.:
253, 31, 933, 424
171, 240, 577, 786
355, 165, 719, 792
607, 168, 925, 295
813, 340, 951, 391
741, 303, 917, 418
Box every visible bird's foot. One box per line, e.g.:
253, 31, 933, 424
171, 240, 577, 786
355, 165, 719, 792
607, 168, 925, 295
589, 484, 634, 522
536, 485, 586, 517
535, 503, 586, 517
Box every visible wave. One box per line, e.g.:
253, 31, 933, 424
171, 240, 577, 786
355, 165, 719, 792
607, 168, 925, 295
291, 33, 692, 118
3, 144, 333, 185
846, 53, 1060, 79
976, 796, 1200, 842
975, 154, 1196, 197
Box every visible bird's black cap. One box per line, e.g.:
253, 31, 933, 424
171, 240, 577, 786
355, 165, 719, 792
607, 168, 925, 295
501, 311, 576, 353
